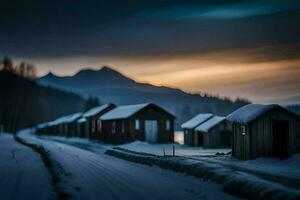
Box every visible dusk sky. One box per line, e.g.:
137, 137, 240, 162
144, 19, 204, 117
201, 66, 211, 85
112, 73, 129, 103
1, 0, 300, 103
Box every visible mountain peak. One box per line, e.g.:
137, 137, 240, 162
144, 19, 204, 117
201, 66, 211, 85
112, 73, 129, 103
40, 71, 58, 79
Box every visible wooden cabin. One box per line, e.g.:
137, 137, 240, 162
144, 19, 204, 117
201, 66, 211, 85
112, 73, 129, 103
195, 116, 232, 147
76, 117, 89, 138
100, 103, 175, 144
81, 103, 116, 140
227, 104, 300, 160
64, 113, 82, 137
181, 113, 213, 146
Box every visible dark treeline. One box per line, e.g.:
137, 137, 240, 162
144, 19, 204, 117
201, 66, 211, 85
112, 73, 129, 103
1, 56, 37, 79
0, 70, 87, 133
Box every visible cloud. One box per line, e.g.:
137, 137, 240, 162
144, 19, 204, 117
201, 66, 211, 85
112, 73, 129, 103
140, 0, 300, 20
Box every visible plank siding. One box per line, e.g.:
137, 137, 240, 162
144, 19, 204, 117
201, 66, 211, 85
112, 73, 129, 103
232, 107, 300, 160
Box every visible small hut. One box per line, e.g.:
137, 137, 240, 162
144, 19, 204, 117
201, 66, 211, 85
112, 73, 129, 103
100, 103, 175, 144
181, 113, 213, 146
76, 117, 89, 138
227, 104, 300, 160
195, 116, 232, 147
64, 113, 82, 137
81, 103, 116, 140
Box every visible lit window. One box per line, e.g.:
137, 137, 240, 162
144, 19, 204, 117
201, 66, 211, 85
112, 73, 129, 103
135, 119, 140, 130
112, 121, 116, 134
166, 120, 171, 131
241, 125, 246, 136
97, 120, 101, 131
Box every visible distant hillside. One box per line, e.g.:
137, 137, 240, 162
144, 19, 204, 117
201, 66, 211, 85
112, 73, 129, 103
0, 70, 86, 133
37, 66, 250, 129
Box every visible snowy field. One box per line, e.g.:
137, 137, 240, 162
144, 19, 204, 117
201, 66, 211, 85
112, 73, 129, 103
190, 154, 300, 184
0, 133, 55, 200
17, 129, 237, 200
119, 141, 230, 156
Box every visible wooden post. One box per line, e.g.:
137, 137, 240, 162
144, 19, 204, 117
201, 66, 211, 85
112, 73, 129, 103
173, 145, 175, 157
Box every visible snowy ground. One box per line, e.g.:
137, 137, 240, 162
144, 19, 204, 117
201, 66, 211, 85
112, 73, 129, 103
0, 133, 55, 200
18, 130, 237, 200
189, 154, 300, 188
119, 141, 230, 156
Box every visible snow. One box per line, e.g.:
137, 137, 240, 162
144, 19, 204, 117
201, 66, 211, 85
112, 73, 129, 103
77, 117, 87, 123
82, 104, 112, 118
227, 104, 279, 124
207, 154, 300, 182
48, 112, 82, 127
100, 103, 150, 120
195, 116, 225, 132
0, 133, 54, 200
37, 122, 48, 129
181, 113, 213, 129
17, 130, 236, 200
119, 141, 230, 156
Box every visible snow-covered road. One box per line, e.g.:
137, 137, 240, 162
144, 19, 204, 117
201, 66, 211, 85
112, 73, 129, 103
0, 133, 55, 200
19, 131, 237, 200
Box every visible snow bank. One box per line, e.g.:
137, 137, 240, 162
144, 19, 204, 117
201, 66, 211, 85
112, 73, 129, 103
106, 148, 300, 200
0, 133, 55, 200
16, 129, 74, 198
119, 141, 230, 156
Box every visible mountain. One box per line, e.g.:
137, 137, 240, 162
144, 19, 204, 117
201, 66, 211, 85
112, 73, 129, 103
37, 66, 250, 129
0, 70, 86, 133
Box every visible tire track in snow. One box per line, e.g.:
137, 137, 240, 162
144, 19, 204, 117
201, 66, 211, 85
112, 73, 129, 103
19, 133, 237, 200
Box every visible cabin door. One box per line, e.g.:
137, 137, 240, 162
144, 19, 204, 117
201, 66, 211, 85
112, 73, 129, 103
272, 120, 289, 159
145, 120, 158, 143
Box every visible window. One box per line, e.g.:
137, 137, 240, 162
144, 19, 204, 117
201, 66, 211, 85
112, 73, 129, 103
166, 120, 171, 131
97, 120, 102, 132
91, 120, 96, 132
121, 121, 125, 134
135, 119, 140, 130
241, 125, 246, 136
112, 121, 116, 134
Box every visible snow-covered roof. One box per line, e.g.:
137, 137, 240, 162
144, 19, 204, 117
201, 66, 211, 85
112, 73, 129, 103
195, 116, 225, 133
181, 113, 214, 129
227, 104, 279, 124
82, 104, 112, 118
65, 112, 83, 123
37, 122, 48, 129
48, 112, 83, 126
100, 103, 150, 120
77, 117, 87, 123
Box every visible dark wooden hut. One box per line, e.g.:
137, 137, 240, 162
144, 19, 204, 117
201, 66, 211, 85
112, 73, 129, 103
81, 103, 116, 140
227, 104, 300, 160
100, 103, 175, 144
64, 112, 82, 137
195, 116, 232, 147
181, 113, 213, 146
76, 117, 89, 138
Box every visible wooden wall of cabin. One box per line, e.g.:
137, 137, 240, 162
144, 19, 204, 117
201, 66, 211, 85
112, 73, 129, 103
101, 119, 132, 144
232, 123, 251, 160
183, 129, 195, 146
250, 110, 300, 159
199, 121, 232, 148
129, 107, 175, 143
